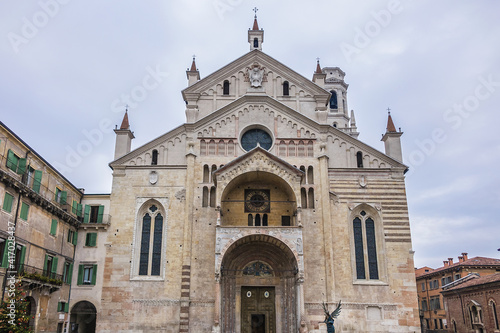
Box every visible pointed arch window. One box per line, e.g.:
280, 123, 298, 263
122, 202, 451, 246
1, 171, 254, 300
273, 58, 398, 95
283, 81, 289, 96
330, 90, 338, 109
139, 205, 163, 276
223, 80, 230, 95
353, 211, 379, 280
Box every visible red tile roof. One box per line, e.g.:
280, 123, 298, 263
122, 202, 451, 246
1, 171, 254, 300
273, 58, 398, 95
416, 257, 500, 278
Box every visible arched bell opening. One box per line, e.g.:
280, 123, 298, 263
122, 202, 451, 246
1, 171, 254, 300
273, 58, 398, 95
219, 171, 298, 227
219, 235, 299, 333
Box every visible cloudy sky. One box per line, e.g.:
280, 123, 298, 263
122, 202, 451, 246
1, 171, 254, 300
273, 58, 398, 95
1, 1, 499, 269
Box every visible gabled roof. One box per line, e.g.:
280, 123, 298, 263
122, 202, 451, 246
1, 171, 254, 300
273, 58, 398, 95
181, 50, 330, 101
109, 93, 408, 170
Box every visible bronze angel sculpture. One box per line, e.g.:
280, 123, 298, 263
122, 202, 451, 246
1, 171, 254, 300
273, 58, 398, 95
322, 300, 342, 333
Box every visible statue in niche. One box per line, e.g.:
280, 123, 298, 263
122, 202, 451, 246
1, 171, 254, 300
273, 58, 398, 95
244, 62, 267, 88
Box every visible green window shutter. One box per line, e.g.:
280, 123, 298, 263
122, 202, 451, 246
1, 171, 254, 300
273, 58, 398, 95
57, 302, 62, 312
87, 233, 97, 247
32, 170, 42, 193
77, 265, 84, 285
50, 219, 58, 236
17, 158, 26, 175
19, 246, 26, 272
54, 188, 60, 201
64, 303, 69, 313
43, 254, 49, 273
97, 205, 104, 223
72, 201, 77, 214
61, 191, 67, 205
91, 264, 97, 285
72, 231, 78, 245
68, 263, 73, 284
2, 193, 14, 212
20, 202, 29, 220
6, 150, 18, 172
83, 205, 90, 223
1, 240, 11, 268
51, 257, 58, 276
77, 203, 83, 217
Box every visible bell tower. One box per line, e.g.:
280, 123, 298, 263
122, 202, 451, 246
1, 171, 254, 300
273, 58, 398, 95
248, 7, 264, 51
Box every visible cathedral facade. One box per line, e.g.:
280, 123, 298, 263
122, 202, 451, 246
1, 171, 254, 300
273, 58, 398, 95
97, 17, 420, 333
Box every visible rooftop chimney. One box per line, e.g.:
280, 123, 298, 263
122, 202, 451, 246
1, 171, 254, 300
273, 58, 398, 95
448, 258, 454, 265
461, 252, 468, 261
443, 261, 449, 267
458, 256, 464, 262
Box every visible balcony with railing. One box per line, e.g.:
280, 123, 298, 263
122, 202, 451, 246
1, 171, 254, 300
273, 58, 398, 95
0, 154, 82, 227
10, 264, 64, 293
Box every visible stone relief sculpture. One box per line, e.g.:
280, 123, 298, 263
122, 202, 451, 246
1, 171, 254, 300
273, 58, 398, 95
244, 62, 267, 87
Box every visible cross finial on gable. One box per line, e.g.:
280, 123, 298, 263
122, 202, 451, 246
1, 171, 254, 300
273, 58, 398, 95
387, 107, 391, 115
253, 7, 258, 18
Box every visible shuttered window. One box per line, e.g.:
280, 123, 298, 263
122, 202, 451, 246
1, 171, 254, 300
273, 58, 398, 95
2, 193, 14, 213
50, 219, 58, 236
20, 202, 29, 220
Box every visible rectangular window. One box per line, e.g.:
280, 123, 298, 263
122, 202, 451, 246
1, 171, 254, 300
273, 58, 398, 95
78, 264, 97, 285
85, 233, 97, 247
50, 219, 58, 236
43, 254, 58, 278
68, 230, 78, 245
63, 261, 73, 284
281, 216, 291, 226
421, 282, 426, 291
19, 202, 29, 220
88, 205, 104, 223
32, 170, 42, 193
430, 296, 441, 310
2, 192, 14, 213
455, 273, 461, 281
6, 149, 20, 173
57, 302, 69, 313
421, 299, 428, 311
54, 188, 67, 204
